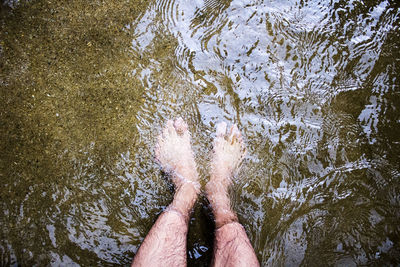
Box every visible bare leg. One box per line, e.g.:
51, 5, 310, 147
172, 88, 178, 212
132, 118, 200, 267
206, 122, 260, 267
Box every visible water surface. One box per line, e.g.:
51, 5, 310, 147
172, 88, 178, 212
1, 0, 399, 265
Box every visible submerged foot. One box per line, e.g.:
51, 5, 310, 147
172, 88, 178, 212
206, 122, 247, 227
155, 117, 199, 191
209, 122, 247, 187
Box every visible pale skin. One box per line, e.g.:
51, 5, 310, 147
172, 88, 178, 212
131, 118, 259, 267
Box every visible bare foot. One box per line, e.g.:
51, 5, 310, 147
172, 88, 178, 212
205, 123, 259, 267
206, 122, 247, 228
209, 122, 247, 187
131, 118, 200, 267
155, 117, 200, 192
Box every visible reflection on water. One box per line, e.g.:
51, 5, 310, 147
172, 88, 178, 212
1, 0, 399, 265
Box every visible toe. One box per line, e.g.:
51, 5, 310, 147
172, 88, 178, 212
165, 120, 175, 136
155, 141, 161, 161
228, 124, 239, 143
216, 122, 227, 137
232, 124, 241, 139
174, 117, 188, 135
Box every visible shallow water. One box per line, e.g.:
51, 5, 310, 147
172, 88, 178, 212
1, 0, 399, 265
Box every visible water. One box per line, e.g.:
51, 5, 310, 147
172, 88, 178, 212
1, 0, 399, 265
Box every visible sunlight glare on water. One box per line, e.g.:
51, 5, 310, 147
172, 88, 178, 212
0, 0, 399, 265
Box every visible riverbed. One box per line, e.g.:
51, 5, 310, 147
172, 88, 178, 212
1, 0, 399, 265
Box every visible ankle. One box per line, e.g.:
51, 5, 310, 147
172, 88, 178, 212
205, 178, 229, 194
206, 182, 238, 228
170, 183, 198, 216
173, 168, 200, 190
208, 197, 238, 228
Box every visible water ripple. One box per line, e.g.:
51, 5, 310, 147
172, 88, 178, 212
1, 0, 399, 265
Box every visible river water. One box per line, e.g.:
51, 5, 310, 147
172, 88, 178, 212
1, 0, 399, 266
